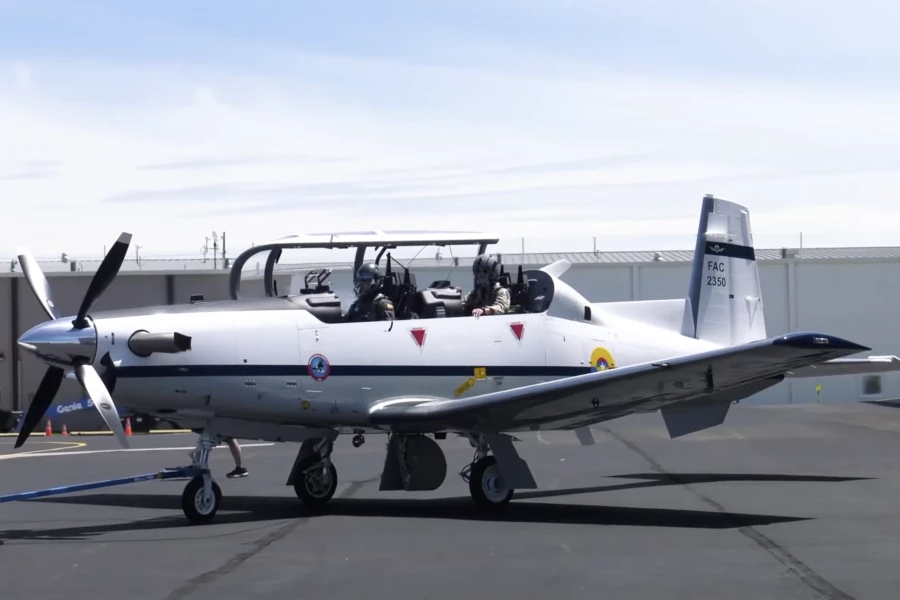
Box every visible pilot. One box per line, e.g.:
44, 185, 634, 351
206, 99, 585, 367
463, 254, 510, 317
346, 262, 395, 322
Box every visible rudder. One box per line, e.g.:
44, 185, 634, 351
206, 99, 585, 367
686, 194, 766, 346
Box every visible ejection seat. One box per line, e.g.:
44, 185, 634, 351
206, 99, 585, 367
380, 258, 419, 319
285, 268, 345, 323
412, 286, 466, 318
501, 264, 532, 314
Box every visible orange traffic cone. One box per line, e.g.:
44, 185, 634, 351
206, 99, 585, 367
124, 417, 132, 436
62, 424, 68, 436
45, 419, 52, 437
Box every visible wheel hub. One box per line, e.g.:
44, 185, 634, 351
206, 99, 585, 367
194, 488, 214, 515
481, 464, 509, 503
304, 464, 332, 498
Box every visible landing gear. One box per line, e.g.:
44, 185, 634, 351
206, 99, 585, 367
352, 432, 365, 447
292, 438, 338, 508
182, 474, 222, 524
181, 432, 222, 524
468, 455, 514, 508
459, 435, 515, 509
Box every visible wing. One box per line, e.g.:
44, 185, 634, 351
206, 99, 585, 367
785, 355, 900, 377
368, 332, 870, 433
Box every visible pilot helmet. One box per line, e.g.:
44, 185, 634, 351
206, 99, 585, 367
472, 254, 500, 288
355, 263, 382, 297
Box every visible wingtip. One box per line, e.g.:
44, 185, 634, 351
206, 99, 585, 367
774, 332, 870, 352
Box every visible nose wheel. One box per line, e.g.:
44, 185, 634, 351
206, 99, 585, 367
180, 432, 224, 524
352, 433, 365, 448
182, 474, 222, 524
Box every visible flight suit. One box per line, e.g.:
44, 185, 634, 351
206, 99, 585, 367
464, 283, 511, 315
347, 293, 396, 322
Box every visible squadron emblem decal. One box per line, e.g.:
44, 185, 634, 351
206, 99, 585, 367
590, 347, 615, 371
307, 354, 330, 381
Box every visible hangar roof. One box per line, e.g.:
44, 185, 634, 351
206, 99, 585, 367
4, 245, 900, 277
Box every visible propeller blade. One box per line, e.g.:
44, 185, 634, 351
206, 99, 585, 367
99, 352, 117, 394
14, 366, 65, 448
16, 248, 58, 321
73, 232, 131, 329
75, 363, 130, 449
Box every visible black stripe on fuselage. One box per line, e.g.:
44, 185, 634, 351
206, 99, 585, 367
704, 241, 755, 261
114, 365, 593, 378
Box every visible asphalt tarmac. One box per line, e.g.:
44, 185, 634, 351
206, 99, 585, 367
2, 403, 900, 600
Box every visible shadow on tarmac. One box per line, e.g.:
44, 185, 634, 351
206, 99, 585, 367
0, 471, 870, 542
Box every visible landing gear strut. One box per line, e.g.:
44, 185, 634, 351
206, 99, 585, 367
292, 438, 338, 509
459, 435, 514, 509
181, 432, 223, 524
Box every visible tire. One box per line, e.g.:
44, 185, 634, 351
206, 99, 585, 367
292, 455, 338, 508
468, 455, 514, 509
181, 476, 222, 524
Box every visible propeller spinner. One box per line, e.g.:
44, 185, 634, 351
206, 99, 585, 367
14, 233, 132, 449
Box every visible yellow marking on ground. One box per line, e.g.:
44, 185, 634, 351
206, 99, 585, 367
0, 441, 87, 460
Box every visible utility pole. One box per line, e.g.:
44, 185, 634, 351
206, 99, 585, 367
211, 231, 226, 269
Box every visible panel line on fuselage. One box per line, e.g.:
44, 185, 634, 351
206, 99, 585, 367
113, 365, 593, 378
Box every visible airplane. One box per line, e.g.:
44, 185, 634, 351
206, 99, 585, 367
11, 194, 900, 525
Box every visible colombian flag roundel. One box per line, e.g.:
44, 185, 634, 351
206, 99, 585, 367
590, 347, 615, 371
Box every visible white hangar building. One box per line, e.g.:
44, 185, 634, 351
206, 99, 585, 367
2, 241, 900, 420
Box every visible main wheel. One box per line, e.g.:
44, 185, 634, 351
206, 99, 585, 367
181, 475, 222, 524
293, 455, 338, 508
468, 455, 514, 509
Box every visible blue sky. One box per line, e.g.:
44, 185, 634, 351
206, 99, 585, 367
2, 1, 900, 261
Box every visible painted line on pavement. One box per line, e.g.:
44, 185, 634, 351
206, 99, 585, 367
1, 443, 277, 458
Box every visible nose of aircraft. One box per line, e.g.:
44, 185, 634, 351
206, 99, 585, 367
17, 318, 98, 367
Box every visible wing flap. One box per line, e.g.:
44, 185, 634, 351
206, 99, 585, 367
369, 332, 869, 432
659, 376, 782, 438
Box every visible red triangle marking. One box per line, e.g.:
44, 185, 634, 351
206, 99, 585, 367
510, 322, 524, 341
410, 328, 426, 347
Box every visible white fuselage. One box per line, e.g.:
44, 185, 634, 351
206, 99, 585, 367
90, 300, 720, 432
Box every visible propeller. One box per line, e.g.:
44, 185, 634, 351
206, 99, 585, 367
15, 232, 132, 449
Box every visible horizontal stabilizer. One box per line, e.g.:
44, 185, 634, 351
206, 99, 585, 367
786, 355, 900, 377
540, 259, 571, 278
592, 298, 694, 335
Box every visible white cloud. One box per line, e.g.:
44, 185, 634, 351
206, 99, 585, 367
2, 46, 900, 263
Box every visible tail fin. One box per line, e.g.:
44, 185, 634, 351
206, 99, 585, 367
686, 194, 766, 346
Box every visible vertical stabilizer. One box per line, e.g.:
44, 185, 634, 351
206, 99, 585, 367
686, 195, 766, 346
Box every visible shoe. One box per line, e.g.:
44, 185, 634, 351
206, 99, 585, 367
226, 467, 248, 478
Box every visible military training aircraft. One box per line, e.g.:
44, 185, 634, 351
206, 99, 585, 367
12, 194, 900, 524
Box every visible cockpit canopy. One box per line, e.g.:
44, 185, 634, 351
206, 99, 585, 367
226, 229, 559, 325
